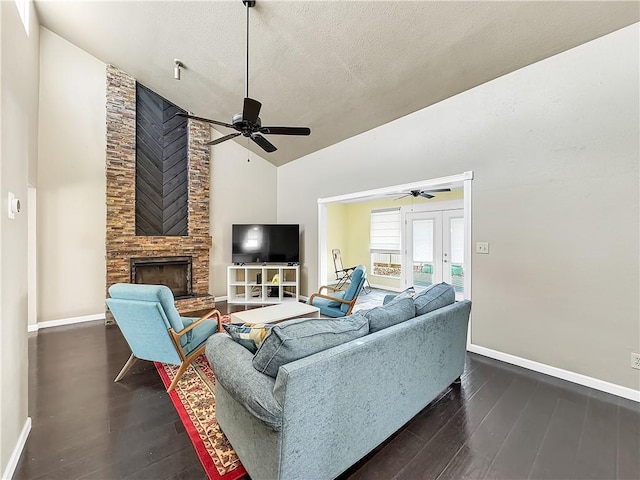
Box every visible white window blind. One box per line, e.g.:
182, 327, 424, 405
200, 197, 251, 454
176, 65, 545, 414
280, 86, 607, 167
370, 208, 401, 252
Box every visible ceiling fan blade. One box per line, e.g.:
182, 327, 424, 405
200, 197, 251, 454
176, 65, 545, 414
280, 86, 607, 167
243, 97, 262, 124
259, 126, 311, 136
175, 112, 234, 129
394, 194, 410, 200
250, 134, 277, 153
422, 188, 451, 193
207, 133, 241, 146
419, 193, 435, 199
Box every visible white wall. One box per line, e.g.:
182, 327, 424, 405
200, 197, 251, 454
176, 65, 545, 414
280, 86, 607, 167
37, 28, 107, 322
210, 139, 277, 298
278, 25, 639, 390
0, 0, 40, 474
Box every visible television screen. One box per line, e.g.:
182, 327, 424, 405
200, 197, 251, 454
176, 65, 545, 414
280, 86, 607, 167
232, 224, 300, 264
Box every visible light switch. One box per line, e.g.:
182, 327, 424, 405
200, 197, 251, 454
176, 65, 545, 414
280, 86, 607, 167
476, 242, 489, 254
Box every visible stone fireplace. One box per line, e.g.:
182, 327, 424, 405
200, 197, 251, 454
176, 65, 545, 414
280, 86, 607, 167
105, 65, 215, 322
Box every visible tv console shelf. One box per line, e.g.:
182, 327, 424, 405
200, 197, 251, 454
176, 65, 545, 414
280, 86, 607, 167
227, 265, 299, 304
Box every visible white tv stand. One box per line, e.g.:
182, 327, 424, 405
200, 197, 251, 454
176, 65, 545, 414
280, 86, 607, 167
227, 264, 300, 304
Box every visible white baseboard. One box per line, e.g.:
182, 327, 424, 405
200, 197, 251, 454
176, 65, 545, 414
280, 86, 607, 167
468, 344, 640, 402
2, 417, 31, 480
28, 313, 106, 332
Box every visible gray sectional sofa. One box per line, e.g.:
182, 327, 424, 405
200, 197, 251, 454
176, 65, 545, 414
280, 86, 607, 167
205, 283, 471, 480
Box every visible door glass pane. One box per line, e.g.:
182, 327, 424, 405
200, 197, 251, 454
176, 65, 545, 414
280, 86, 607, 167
450, 217, 464, 294
412, 219, 434, 288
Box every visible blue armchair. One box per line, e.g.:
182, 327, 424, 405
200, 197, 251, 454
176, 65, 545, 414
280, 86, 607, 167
307, 265, 367, 317
106, 283, 223, 392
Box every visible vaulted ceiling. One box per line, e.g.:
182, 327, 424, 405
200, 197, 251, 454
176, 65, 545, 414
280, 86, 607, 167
34, 1, 639, 166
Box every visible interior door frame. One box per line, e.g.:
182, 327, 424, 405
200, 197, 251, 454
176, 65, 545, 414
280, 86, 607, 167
317, 171, 473, 308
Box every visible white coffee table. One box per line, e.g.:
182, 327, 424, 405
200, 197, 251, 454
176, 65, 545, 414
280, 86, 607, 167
230, 302, 320, 324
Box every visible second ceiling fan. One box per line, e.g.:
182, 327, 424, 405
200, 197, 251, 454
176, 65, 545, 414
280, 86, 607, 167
395, 188, 451, 200
177, 0, 310, 153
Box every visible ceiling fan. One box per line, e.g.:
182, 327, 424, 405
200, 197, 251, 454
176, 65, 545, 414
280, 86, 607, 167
176, 0, 310, 153
394, 188, 451, 200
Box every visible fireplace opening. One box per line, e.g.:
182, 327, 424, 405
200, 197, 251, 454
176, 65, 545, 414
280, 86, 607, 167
131, 256, 193, 298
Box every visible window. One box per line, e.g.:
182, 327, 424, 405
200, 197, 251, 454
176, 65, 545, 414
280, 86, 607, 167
370, 208, 401, 278
15, 0, 30, 36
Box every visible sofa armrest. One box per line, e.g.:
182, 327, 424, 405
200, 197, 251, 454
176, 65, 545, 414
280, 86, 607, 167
205, 333, 283, 431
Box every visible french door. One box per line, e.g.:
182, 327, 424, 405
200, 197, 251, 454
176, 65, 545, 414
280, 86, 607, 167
403, 209, 465, 298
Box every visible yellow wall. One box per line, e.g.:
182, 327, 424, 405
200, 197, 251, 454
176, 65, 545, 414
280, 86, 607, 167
325, 203, 348, 284
327, 190, 463, 289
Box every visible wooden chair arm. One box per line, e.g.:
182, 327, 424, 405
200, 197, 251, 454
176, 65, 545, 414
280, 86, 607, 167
176, 309, 224, 339
318, 285, 340, 294
309, 292, 354, 306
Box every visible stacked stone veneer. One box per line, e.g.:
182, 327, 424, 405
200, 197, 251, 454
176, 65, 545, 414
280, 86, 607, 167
105, 65, 214, 322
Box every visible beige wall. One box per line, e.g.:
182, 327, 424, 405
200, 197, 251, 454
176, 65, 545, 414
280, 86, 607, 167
0, 0, 40, 474
278, 25, 640, 391
37, 28, 106, 322
209, 137, 277, 298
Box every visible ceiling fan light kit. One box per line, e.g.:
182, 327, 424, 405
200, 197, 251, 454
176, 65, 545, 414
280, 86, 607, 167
176, 0, 310, 154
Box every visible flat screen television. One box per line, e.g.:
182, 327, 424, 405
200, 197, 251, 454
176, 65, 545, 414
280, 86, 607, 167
232, 224, 300, 264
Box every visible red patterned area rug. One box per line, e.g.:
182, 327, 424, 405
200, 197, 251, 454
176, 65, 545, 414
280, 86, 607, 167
155, 316, 246, 480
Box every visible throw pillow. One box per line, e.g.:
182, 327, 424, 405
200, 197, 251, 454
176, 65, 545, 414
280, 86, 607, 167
363, 297, 415, 333
413, 282, 455, 316
382, 286, 416, 306
326, 290, 346, 307
223, 322, 274, 354
253, 314, 369, 378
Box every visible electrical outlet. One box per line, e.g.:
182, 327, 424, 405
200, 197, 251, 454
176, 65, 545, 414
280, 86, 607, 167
631, 353, 640, 370
476, 242, 489, 254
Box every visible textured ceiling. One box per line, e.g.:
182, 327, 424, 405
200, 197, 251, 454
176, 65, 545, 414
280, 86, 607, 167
34, 1, 639, 167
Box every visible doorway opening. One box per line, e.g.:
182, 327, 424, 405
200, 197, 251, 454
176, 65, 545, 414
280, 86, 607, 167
317, 171, 473, 304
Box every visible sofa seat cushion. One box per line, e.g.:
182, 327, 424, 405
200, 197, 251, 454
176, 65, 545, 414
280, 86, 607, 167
362, 297, 415, 333
413, 282, 455, 316
253, 314, 370, 378
223, 322, 274, 353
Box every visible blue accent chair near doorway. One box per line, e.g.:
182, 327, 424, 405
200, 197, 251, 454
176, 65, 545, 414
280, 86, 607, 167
307, 265, 367, 317
106, 283, 223, 392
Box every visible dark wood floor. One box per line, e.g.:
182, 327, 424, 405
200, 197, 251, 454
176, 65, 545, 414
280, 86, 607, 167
14, 302, 640, 480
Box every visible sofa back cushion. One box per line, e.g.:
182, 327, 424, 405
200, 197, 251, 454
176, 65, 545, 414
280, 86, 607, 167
413, 282, 455, 316
253, 314, 369, 378
362, 297, 415, 333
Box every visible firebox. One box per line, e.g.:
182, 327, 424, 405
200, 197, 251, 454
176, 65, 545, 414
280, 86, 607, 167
130, 256, 193, 298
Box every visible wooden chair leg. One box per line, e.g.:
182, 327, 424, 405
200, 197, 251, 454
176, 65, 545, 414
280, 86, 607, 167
114, 354, 138, 382
167, 344, 207, 393
168, 361, 190, 393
